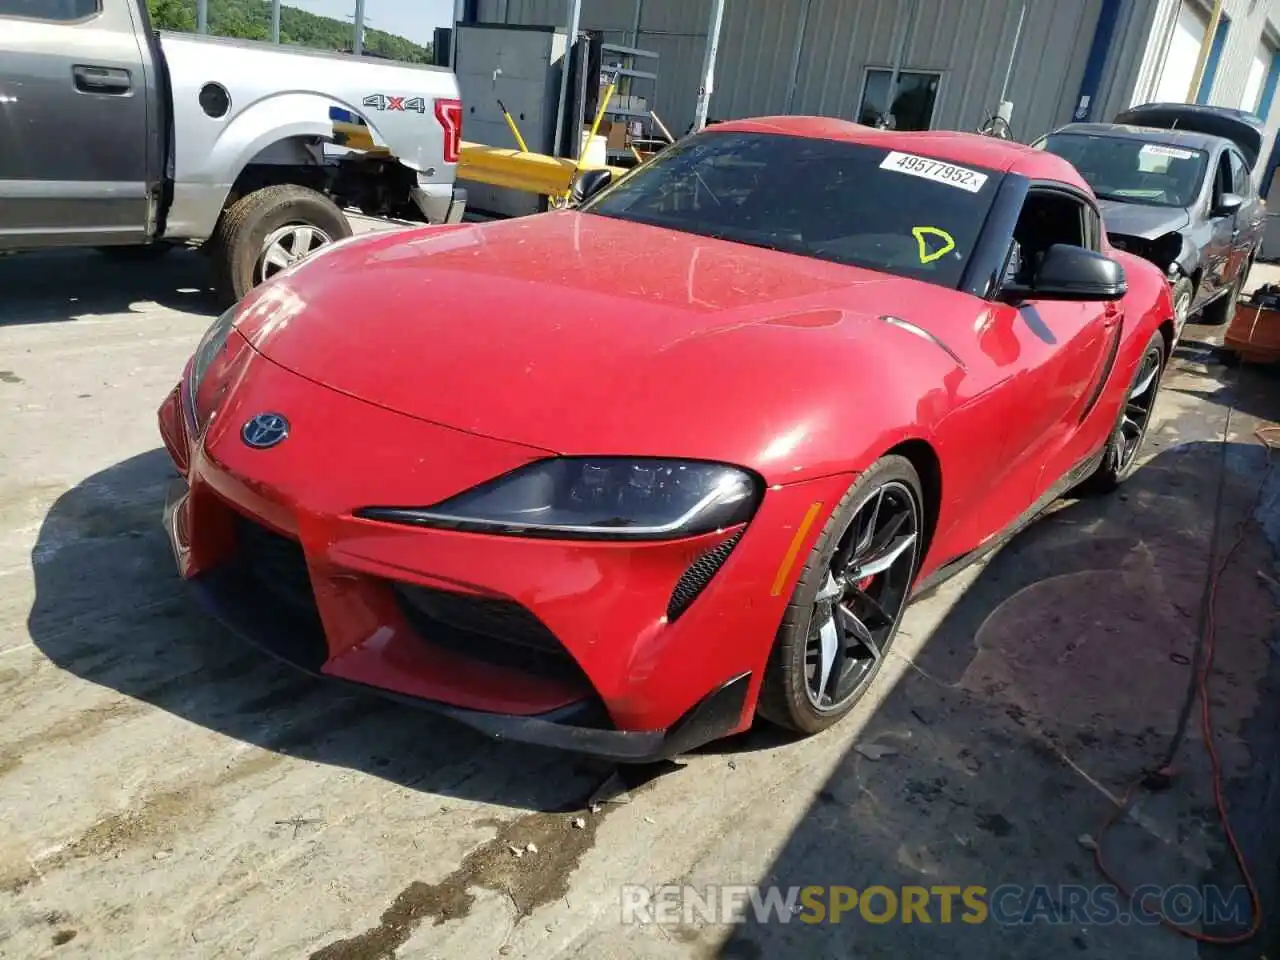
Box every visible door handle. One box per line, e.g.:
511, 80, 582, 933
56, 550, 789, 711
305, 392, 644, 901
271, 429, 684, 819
73, 65, 132, 94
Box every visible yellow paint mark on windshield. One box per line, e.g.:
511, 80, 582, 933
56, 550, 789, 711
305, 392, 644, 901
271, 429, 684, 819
912, 226, 956, 265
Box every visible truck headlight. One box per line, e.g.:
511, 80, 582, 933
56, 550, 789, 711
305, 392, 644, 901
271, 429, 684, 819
358, 458, 763, 540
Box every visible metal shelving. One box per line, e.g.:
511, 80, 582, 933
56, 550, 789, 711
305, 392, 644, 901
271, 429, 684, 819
600, 42, 659, 163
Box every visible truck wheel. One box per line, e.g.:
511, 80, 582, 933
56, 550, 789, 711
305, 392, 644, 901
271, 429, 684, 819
209, 184, 351, 306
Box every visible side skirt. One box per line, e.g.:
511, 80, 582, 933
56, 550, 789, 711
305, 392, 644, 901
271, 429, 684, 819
909, 444, 1107, 602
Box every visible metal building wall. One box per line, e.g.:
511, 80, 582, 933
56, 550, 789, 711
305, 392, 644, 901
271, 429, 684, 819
760, 0, 1103, 141
1198, 0, 1280, 110
472, 0, 1109, 140
474, 0, 715, 133
1113, 0, 1280, 173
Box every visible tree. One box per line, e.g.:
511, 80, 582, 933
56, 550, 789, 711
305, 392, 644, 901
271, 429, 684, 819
148, 0, 193, 31
145, 0, 433, 63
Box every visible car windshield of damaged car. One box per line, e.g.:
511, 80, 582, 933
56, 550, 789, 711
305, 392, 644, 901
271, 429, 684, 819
580, 131, 1001, 289
1039, 133, 1208, 209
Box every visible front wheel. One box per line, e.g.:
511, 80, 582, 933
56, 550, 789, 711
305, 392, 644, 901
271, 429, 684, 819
1075, 330, 1166, 496
1171, 275, 1194, 333
1200, 272, 1243, 326
208, 184, 352, 307
758, 456, 924, 734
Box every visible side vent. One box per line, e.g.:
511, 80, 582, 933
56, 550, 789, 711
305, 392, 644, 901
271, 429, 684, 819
666, 531, 744, 622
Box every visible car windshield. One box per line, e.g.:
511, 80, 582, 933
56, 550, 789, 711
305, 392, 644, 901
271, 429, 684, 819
581, 131, 1002, 289
1038, 132, 1208, 208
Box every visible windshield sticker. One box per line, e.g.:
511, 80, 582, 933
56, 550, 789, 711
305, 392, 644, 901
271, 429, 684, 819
912, 226, 956, 264
1111, 188, 1167, 199
880, 151, 989, 193
1140, 144, 1196, 160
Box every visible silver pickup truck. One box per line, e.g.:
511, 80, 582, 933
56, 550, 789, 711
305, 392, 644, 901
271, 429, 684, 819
0, 0, 465, 304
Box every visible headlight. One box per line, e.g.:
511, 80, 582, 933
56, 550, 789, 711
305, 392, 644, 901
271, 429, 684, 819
359, 458, 762, 540
190, 306, 237, 391
186, 305, 238, 422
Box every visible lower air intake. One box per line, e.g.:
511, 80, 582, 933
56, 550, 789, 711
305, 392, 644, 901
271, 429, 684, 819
393, 583, 589, 685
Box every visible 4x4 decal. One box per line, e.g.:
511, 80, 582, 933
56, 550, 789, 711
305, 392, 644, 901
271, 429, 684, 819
362, 94, 427, 113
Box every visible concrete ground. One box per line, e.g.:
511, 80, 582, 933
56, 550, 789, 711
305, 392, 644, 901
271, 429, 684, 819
0, 234, 1277, 960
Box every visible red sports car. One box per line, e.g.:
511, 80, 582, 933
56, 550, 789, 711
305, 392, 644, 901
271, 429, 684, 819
159, 117, 1174, 760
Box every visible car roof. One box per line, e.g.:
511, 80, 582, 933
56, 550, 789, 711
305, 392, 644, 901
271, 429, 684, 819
706, 115, 1090, 190
1050, 122, 1224, 151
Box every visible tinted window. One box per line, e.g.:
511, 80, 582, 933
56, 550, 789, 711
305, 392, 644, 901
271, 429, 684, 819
0, 0, 99, 18
1040, 132, 1208, 208
582, 131, 1002, 289
858, 70, 940, 130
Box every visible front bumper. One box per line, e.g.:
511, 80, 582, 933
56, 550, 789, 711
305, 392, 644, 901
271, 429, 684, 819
165, 471, 749, 761
157, 348, 846, 759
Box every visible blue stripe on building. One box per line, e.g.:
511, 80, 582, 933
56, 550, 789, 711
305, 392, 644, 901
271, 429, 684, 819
1258, 48, 1280, 119
1196, 15, 1232, 104
1073, 0, 1122, 121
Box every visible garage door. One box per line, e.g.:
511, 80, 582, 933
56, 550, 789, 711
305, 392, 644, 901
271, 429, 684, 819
1242, 43, 1270, 110
1154, 5, 1207, 102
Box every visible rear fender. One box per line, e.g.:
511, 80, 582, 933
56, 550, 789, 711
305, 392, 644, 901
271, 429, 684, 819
213, 93, 406, 186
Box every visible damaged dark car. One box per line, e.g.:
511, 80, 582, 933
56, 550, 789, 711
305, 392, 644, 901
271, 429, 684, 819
1035, 102, 1267, 332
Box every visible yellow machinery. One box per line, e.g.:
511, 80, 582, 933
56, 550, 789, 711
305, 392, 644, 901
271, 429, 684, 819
332, 77, 650, 209
456, 79, 630, 203
333, 119, 628, 202
457, 143, 629, 199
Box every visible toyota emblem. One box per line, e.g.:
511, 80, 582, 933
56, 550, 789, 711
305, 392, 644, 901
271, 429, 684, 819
241, 412, 290, 449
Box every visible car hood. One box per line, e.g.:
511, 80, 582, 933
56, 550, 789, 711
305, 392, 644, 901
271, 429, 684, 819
237, 213, 956, 469
1097, 199, 1190, 240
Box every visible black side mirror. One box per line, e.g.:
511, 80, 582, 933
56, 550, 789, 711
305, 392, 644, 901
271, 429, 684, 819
571, 168, 613, 206
1213, 192, 1244, 217
999, 243, 1127, 302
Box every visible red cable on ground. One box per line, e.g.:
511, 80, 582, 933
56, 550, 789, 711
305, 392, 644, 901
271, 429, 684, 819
1092, 423, 1280, 944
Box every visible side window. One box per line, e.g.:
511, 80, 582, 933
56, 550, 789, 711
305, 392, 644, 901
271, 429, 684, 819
0, 0, 100, 20
1228, 150, 1251, 197
1005, 190, 1087, 285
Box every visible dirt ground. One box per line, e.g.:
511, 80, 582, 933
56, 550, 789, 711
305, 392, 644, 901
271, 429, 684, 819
0, 239, 1277, 960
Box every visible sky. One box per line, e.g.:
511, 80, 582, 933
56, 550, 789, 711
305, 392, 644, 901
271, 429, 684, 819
288, 0, 454, 46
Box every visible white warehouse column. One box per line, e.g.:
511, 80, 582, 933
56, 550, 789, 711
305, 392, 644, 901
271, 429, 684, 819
693, 0, 726, 131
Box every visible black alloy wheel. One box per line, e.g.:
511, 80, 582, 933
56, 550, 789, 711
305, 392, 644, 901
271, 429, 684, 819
759, 456, 923, 734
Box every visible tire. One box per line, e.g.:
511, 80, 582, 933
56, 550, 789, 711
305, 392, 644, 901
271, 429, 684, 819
758, 456, 924, 735
1241, 249, 1257, 290
1200, 272, 1243, 326
208, 184, 351, 307
1171, 275, 1194, 333
95, 244, 175, 261
1075, 329, 1166, 496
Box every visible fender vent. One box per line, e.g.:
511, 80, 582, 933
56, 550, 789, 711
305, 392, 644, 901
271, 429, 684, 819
667, 531, 744, 622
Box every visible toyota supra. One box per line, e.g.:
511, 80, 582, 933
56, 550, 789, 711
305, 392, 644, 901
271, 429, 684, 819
159, 116, 1175, 760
